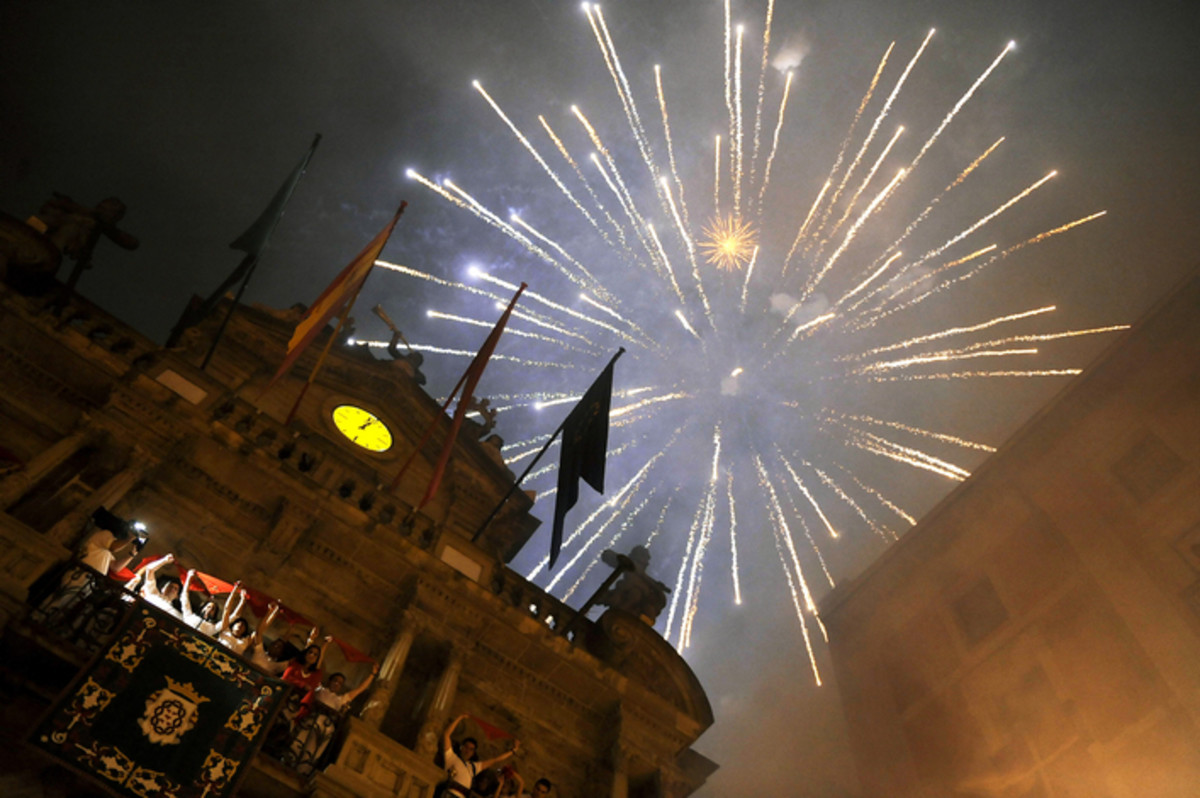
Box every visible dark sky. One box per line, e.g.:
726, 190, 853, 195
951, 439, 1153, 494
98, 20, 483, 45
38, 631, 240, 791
4, 2, 1198, 795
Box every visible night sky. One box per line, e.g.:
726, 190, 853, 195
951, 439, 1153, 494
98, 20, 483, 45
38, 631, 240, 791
3, 2, 1198, 795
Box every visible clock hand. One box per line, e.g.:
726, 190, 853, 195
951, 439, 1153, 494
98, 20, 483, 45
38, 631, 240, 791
358, 418, 376, 430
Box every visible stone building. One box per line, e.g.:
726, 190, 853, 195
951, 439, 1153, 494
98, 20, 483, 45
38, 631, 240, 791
0, 274, 716, 797
822, 269, 1200, 797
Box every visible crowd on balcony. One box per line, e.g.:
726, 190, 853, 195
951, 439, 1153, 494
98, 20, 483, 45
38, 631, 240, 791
28, 507, 557, 795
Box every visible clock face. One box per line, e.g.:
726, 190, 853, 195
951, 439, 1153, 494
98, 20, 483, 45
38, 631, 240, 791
331, 405, 393, 452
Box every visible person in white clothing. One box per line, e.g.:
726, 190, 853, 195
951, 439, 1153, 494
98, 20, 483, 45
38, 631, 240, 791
180, 569, 222, 636
246, 602, 290, 676
441, 714, 520, 797
216, 587, 254, 655
130, 554, 182, 617
289, 664, 379, 775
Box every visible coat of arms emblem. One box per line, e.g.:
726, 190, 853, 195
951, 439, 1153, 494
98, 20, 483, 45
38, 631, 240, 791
137, 676, 210, 745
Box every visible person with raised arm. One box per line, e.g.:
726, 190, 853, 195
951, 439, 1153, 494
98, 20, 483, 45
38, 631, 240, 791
216, 584, 255, 655
246, 601, 291, 676
289, 663, 380, 774
441, 714, 520, 798
134, 554, 182, 617
180, 570, 221, 636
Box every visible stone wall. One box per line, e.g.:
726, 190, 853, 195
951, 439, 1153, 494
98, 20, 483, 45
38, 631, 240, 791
822, 269, 1200, 797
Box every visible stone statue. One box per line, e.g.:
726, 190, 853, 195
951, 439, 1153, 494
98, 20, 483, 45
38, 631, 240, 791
596, 546, 670, 625
7, 193, 140, 306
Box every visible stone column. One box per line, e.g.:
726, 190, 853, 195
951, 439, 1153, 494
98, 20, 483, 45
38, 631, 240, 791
360, 612, 420, 728
0, 427, 93, 509
415, 643, 466, 756
609, 742, 631, 798
45, 449, 153, 546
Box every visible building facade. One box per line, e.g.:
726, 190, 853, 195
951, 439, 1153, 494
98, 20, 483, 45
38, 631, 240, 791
822, 269, 1200, 797
0, 274, 716, 798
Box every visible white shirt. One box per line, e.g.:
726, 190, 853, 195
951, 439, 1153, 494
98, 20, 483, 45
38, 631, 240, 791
444, 747, 477, 790
249, 643, 287, 676
219, 629, 252, 655
79, 530, 117, 574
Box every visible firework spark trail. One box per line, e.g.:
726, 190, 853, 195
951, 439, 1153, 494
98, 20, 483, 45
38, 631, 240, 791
655, 64, 690, 231
747, 0, 777, 212
841, 467, 915, 527
610, 391, 690, 420
723, 0, 733, 196
471, 80, 608, 237
425, 309, 601, 356
442, 179, 566, 268
780, 455, 840, 540
662, 179, 717, 330
561, 491, 658, 602
573, 107, 662, 268
868, 212, 1108, 327
539, 115, 627, 251
908, 41, 1016, 173
740, 246, 760, 313
733, 24, 746, 217
809, 30, 933, 253
531, 443, 674, 582
510, 214, 609, 299
864, 369, 1083, 382
807, 462, 892, 541
647, 224, 688, 306
778, 477, 836, 589
835, 251, 905, 308
590, 4, 665, 208
833, 412, 997, 452
895, 244, 999, 295
713, 134, 722, 211
801, 168, 907, 302
864, 137, 1006, 280
852, 347, 1041, 375
782, 180, 831, 276
793, 40, 893, 264
951, 325, 1132, 353
876, 170, 1058, 301
843, 306, 1058, 360
679, 427, 723, 647
473, 268, 649, 349
784, 311, 837, 344
726, 471, 742, 605
865, 216, 1103, 336
757, 69, 794, 209
579, 292, 659, 348
843, 427, 971, 479
680, 485, 717, 648
756, 456, 822, 683
664, 491, 708, 645
410, 170, 558, 264
675, 309, 703, 341
826, 125, 906, 243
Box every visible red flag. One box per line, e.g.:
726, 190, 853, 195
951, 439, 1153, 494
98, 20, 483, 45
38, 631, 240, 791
416, 282, 525, 510
266, 203, 406, 389
391, 283, 526, 507
469, 716, 513, 740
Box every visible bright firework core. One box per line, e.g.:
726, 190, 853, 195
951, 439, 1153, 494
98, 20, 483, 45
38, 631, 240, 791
699, 215, 758, 271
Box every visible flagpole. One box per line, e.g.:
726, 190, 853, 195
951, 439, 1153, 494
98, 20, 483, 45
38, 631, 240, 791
283, 278, 366, 425
191, 133, 322, 366
471, 347, 624, 543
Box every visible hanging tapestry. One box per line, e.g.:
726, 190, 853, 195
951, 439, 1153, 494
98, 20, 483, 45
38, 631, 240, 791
29, 604, 288, 798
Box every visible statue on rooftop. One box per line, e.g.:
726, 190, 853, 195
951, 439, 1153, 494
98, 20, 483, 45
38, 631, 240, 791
596, 546, 670, 625
0, 193, 139, 306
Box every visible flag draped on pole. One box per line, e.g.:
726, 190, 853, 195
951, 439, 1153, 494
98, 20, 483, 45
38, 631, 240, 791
550, 355, 618, 568
265, 203, 406, 394
391, 283, 527, 511
167, 133, 321, 351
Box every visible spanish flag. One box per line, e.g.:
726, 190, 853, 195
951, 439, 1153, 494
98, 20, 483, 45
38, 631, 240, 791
266, 202, 406, 390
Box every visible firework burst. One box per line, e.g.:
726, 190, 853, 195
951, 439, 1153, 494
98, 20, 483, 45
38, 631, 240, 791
381, 2, 1125, 679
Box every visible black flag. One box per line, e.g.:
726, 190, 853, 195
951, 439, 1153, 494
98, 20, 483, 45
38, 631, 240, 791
550, 357, 617, 568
